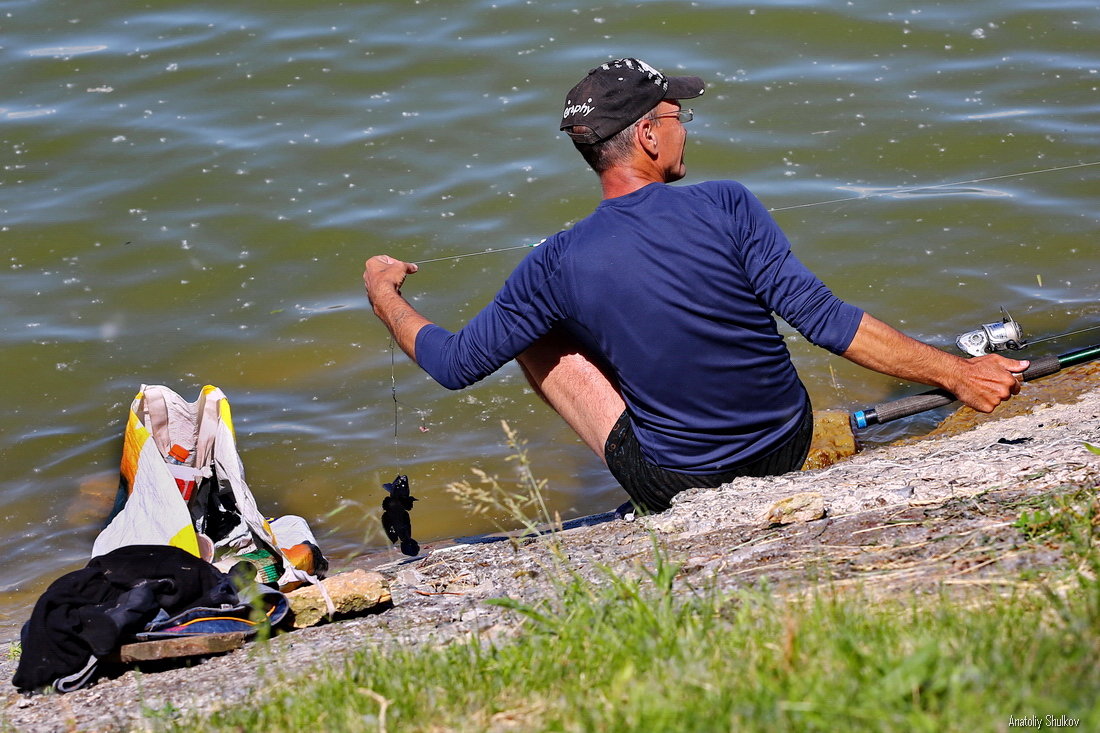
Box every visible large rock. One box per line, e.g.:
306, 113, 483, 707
285, 569, 392, 629
802, 410, 857, 470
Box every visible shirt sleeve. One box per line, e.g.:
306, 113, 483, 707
731, 185, 864, 354
413, 242, 567, 390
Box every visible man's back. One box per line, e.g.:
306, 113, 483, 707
417, 180, 863, 472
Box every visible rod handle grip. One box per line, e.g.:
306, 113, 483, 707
850, 353, 1063, 429
1020, 354, 1062, 381
869, 390, 955, 425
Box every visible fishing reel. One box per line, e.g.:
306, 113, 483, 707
955, 308, 1026, 357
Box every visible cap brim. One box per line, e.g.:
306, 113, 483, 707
665, 75, 705, 100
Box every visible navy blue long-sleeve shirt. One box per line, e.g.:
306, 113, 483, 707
415, 181, 863, 473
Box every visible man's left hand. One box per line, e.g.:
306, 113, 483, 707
364, 255, 418, 312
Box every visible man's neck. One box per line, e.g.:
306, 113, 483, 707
599, 167, 664, 200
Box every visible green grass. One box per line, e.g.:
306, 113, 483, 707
161, 429, 1100, 733
172, 499, 1100, 733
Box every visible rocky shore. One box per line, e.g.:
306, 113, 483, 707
3, 367, 1098, 732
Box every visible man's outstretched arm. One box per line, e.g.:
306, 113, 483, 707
842, 313, 1029, 413
363, 255, 431, 361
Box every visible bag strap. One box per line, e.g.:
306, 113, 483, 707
192, 387, 222, 470
141, 386, 173, 459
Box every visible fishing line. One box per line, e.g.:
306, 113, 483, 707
768, 160, 1100, 213
389, 336, 432, 469
407, 160, 1100, 265
412, 241, 543, 265
390, 337, 400, 470
1025, 323, 1100, 348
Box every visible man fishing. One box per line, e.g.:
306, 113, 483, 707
364, 57, 1029, 513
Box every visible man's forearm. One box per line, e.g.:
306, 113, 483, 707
842, 313, 961, 389
372, 289, 431, 362
842, 313, 1027, 413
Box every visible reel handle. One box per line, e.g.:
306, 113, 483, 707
850, 354, 1061, 430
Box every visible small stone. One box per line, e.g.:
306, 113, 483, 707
396, 568, 424, 586
762, 491, 826, 526
286, 569, 392, 629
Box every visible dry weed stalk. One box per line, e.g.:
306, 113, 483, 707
446, 420, 562, 543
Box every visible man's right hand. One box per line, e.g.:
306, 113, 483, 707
943, 352, 1028, 413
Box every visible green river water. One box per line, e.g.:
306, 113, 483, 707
1, 0, 1098, 638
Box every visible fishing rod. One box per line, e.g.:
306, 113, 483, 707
850, 313, 1100, 431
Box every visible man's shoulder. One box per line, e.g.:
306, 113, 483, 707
658, 180, 757, 215
688, 178, 746, 190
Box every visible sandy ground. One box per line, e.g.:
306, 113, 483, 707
2, 369, 1098, 732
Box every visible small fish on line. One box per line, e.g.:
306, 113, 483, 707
381, 474, 420, 556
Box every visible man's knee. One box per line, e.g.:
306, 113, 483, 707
518, 328, 583, 375
515, 330, 624, 459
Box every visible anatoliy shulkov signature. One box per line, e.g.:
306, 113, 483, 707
1007, 714, 1081, 729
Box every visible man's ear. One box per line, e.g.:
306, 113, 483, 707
636, 118, 659, 157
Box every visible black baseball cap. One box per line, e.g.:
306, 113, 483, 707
560, 58, 705, 144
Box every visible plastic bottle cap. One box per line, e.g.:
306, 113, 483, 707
168, 444, 191, 462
